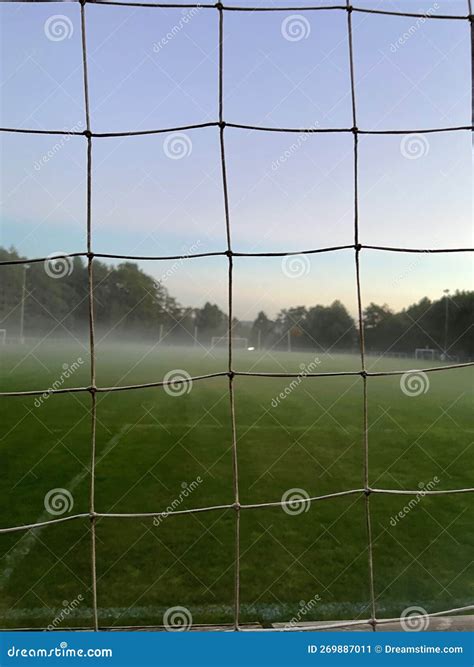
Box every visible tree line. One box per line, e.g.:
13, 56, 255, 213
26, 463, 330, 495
0, 247, 472, 359
249, 295, 473, 360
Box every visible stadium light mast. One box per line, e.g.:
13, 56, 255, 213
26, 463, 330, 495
443, 288, 450, 360
19, 264, 30, 344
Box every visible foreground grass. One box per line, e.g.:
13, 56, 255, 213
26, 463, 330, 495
0, 343, 472, 628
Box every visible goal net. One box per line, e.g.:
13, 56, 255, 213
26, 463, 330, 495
0, 0, 472, 635
211, 336, 249, 350
415, 348, 437, 361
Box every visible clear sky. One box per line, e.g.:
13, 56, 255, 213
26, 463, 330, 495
0, 0, 472, 319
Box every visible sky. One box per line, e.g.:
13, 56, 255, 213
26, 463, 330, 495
0, 0, 472, 320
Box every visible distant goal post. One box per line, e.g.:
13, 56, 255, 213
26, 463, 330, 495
415, 348, 437, 361
0, 329, 6, 345
211, 336, 249, 350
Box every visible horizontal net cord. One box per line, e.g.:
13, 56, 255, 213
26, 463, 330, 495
76, 0, 473, 22
240, 605, 474, 632
0, 513, 91, 535
361, 245, 474, 253
0, 122, 215, 137
0, 244, 472, 267
1, 363, 473, 398
226, 123, 474, 134
0, 624, 256, 632
2, 486, 473, 534
370, 487, 474, 495
6, 603, 474, 632
1, 123, 473, 138
0, 372, 228, 398
4, 602, 474, 632
99, 245, 354, 259
235, 363, 474, 376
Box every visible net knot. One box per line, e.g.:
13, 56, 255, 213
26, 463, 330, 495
364, 487, 372, 496
351, 126, 358, 135
219, 120, 227, 130
88, 385, 98, 395
83, 130, 92, 139
355, 243, 362, 252
233, 502, 241, 511
360, 370, 368, 379
225, 249, 233, 257
346, 4, 353, 13
228, 371, 235, 380
215, 2, 224, 10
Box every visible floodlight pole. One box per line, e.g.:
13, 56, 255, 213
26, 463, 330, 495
19, 264, 30, 344
443, 289, 450, 359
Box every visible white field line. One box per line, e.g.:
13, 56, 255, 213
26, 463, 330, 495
132, 424, 360, 431
0, 424, 131, 590
0, 602, 378, 622
4, 599, 471, 624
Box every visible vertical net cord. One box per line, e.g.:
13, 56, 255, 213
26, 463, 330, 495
80, 0, 99, 632
346, 2, 376, 631
218, 4, 241, 631
470, 1, 474, 137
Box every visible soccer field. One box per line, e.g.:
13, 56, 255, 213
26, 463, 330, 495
0, 343, 472, 629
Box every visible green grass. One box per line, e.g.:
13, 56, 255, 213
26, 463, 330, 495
0, 342, 472, 629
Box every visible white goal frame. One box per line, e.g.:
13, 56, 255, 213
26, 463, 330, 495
415, 348, 436, 361
211, 336, 249, 350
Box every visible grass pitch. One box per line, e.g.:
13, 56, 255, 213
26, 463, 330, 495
0, 342, 472, 629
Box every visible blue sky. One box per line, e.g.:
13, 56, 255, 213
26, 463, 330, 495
0, 0, 472, 318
